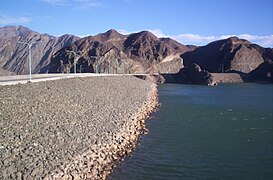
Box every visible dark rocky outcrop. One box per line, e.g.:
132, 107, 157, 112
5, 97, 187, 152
246, 60, 273, 83
0, 26, 79, 75
182, 37, 273, 73
134, 74, 166, 83
48, 30, 192, 74
172, 63, 217, 86
167, 60, 273, 85
161, 63, 217, 85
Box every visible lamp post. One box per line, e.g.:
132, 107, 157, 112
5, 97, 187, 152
66, 50, 82, 77
96, 58, 99, 73
18, 40, 40, 82
80, 65, 82, 73
89, 56, 100, 74
108, 59, 110, 74
220, 64, 224, 73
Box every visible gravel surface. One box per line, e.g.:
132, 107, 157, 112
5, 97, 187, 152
0, 76, 158, 179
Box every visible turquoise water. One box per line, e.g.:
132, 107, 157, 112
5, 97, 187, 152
109, 83, 273, 179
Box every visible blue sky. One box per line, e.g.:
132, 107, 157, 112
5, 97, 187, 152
1, 0, 273, 47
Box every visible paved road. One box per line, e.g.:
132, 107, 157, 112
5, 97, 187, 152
0, 73, 156, 86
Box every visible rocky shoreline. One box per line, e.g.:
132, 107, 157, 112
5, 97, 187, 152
0, 76, 158, 179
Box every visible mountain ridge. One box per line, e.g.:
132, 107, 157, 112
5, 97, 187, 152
0, 25, 272, 78
0, 25, 80, 75
182, 36, 272, 73
48, 28, 192, 74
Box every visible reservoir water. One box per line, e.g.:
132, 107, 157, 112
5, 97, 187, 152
109, 83, 273, 179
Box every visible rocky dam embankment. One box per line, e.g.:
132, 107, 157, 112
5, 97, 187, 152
0, 76, 158, 179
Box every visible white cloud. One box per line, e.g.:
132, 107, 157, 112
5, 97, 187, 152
237, 34, 273, 47
74, 1, 103, 9
171, 33, 273, 47
117, 29, 135, 35
172, 34, 227, 46
92, 29, 273, 47
41, 0, 102, 8
147, 29, 166, 38
41, 0, 67, 5
74, 34, 92, 38
171, 34, 216, 44
117, 29, 167, 37
0, 15, 30, 24
125, 29, 273, 47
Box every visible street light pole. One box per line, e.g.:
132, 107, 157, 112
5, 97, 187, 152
18, 40, 40, 82
108, 60, 110, 74
66, 50, 82, 77
96, 58, 99, 73
89, 56, 99, 74
80, 65, 82, 73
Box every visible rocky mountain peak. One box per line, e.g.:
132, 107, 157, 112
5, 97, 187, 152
227, 36, 250, 45
182, 37, 271, 73
160, 37, 195, 54
58, 34, 79, 41
135, 31, 158, 40
14, 25, 33, 36
0, 25, 34, 39
93, 29, 126, 43
123, 30, 159, 48
104, 29, 122, 37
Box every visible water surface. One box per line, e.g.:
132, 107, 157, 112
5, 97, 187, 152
109, 83, 273, 179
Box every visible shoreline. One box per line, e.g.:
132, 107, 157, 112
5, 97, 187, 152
0, 76, 159, 179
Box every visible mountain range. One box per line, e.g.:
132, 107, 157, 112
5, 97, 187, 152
48, 29, 195, 74
0, 26, 79, 75
0, 25, 272, 83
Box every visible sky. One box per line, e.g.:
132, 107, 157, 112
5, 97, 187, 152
0, 0, 273, 47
